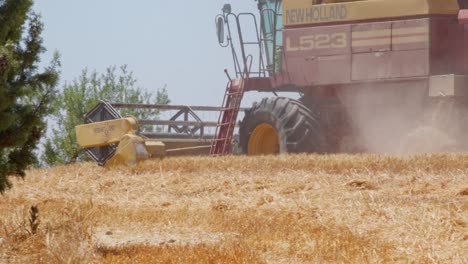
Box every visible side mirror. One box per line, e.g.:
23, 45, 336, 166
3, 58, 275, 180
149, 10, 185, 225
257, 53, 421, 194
216, 16, 225, 44
222, 4, 232, 14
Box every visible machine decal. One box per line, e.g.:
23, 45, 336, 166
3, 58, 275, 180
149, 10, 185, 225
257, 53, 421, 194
286, 32, 347, 52
352, 26, 429, 48
392, 27, 429, 44
352, 29, 392, 47
94, 125, 116, 136
283, 0, 459, 27
285, 4, 348, 25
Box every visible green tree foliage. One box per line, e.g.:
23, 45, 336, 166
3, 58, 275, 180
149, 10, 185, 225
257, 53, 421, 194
43, 65, 170, 166
0, 0, 60, 193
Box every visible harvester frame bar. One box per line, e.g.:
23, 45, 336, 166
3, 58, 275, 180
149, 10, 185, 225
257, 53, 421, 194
111, 103, 247, 134
139, 120, 220, 127
111, 103, 247, 112
110, 103, 247, 156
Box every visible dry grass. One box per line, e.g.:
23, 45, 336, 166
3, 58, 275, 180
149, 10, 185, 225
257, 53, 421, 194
1, 154, 467, 263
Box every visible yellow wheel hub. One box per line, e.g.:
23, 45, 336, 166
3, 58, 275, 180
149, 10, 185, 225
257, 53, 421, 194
248, 123, 279, 155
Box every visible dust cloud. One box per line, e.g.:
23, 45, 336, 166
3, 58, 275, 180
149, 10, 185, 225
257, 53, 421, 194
337, 83, 462, 155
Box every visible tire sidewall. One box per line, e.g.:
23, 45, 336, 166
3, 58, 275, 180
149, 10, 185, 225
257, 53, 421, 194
240, 105, 288, 154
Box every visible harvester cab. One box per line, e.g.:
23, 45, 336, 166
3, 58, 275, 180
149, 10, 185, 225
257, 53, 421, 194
215, 0, 283, 78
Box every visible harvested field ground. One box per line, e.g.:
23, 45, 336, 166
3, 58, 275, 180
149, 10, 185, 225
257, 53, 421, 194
1, 154, 467, 263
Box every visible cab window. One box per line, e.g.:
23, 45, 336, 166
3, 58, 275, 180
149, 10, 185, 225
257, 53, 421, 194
260, 0, 283, 72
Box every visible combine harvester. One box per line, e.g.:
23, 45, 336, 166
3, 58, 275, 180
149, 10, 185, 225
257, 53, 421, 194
77, 0, 468, 165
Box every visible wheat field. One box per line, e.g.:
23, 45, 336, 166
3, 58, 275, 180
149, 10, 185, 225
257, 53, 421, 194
0, 154, 467, 263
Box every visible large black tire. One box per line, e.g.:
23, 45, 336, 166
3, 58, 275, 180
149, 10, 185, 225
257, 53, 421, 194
239, 97, 327, 155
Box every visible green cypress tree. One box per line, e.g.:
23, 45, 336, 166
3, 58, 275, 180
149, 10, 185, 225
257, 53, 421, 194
0, 0, 60, 193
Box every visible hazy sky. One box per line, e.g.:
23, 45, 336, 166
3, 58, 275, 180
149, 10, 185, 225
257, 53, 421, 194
33, 0, 261, 106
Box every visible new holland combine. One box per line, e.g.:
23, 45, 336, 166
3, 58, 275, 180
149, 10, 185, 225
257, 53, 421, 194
212, 0, 468, 155
77, 0, 468, 165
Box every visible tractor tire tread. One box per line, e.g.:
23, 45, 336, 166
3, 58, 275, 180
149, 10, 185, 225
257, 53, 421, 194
239, 97, 327, 154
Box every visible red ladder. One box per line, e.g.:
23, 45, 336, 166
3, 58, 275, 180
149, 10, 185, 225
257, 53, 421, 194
210, 75, 248, 156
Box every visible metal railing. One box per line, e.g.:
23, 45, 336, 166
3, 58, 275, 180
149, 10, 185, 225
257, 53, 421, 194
216, 4, 283, 79
111, 103, 247, 141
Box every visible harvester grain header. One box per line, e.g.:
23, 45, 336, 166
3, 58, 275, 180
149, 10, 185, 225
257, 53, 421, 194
75, 101, 245, 166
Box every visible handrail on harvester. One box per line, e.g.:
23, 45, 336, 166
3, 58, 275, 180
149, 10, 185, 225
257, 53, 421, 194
110, 103, 247, 141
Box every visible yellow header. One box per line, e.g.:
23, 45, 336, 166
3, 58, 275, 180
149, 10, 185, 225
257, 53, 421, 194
75, 117, 138, 148
283, 0, 460, 27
